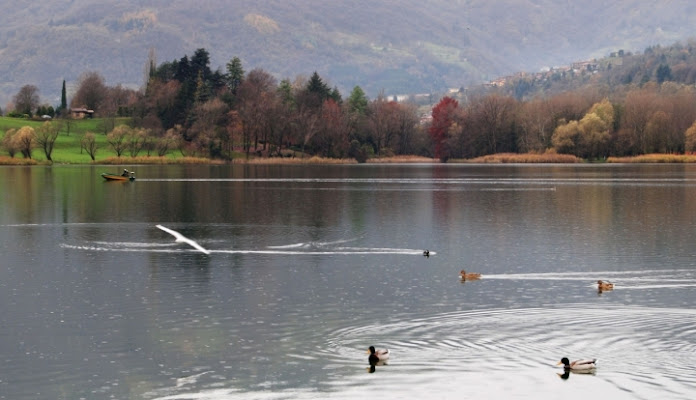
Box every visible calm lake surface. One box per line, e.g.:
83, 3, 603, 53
1, 163, 696, 399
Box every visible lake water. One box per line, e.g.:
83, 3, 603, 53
1, 163, 696, 399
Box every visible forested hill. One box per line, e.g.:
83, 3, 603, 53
1, 0, 696, 107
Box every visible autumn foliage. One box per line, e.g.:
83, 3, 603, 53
428, 96, 458, 161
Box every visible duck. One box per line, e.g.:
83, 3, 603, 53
368, 346, 390, 364
423, 250, 430, 257
557, 357, 597, 371
460, 270, 482, 281
597, 280, 614, 291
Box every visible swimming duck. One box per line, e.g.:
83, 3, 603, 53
557, 357, 597, 371
368, 346, 390, 364
460, 270, 482, 280
597, 280, 614, 291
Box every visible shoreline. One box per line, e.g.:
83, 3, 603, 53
4, 153, 696, 166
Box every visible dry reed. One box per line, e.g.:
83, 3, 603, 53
0, 156, 40, 165
241, 156, 357, 164
606, 154, 696, 163
366, 155, 439, 163
460, 152, 583, 163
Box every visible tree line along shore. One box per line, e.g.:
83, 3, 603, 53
5, 45, 696, 165
3, 115, 696, 166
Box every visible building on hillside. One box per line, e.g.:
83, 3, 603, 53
571, 61, 598, 72
70, 108, 94, 119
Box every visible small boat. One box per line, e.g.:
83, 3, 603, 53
101, 169, 135, 181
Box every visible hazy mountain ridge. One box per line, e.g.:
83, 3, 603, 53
1, 0, 695, 107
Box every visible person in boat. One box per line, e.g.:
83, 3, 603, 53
121, 169, 129, 177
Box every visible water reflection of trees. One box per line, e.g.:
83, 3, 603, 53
426, 165, 696, 269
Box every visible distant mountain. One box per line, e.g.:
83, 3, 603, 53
1, 0, 695, 108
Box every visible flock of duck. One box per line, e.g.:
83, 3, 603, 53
369, 251, 613, 375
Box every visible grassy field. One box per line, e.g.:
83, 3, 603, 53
0, 116, 224, 165
0, 116, 130, 164
0, 116, 310, 165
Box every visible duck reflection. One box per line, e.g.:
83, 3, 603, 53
557, 368, 597, 380
367, 359, 387, 373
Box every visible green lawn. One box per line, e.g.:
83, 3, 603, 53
0, 116, 174, 164
1, 116, 282, 165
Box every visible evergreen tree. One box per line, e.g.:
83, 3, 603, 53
278, 79, 295, 108
656, 64, 673, 83
225, 57, 244, 94
60, 80, 67, 114
190, 48, 212, 82
347, 86, 368, 115
194, 70, 211, 104
329, 86, 342, 104
303, 71, 331, 110
307, 71, 330, 99
174, 55, 191, 82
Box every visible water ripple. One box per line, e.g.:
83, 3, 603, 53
319, 305, 696, 398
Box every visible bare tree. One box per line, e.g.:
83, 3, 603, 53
101, 84, 139, 117
127, 128, 149, 157
314, 99, 350, 157
14, 126, 35, 158
13, 85, 40, 115
71, 71, 108, 113
367, 96, 395, 155
189, 98, 229, 156
296, 108, 319, 156
645, 110, 673, 153
394, 102, 420, 155
236, 68, 278, 156
157, 126, 182, 157
224, 112, 243, 158
468, 94, 518, 155
34, 121, 62, 161
621, 89, 658, 154
80, 132, 98, 161
517, 98, 555, 152
1, 128, 17, 157
106, 125, 130, 157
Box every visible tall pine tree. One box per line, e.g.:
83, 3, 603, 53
60, 80, 67, 116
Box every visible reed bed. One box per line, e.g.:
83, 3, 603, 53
241, 156, 357, 165
606, 154, 696, 163
366, 155, 439, 163
459, 152, 583, 163
0, 156, 40, 165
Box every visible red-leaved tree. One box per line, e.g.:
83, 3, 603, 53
429, 96, 459, 161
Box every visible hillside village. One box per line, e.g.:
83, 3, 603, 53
388, 49, 633, 107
